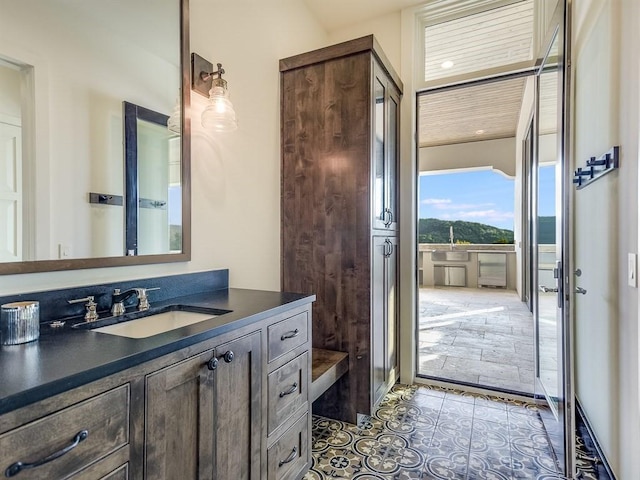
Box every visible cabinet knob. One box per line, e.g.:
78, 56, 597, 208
207, 357, 219, 370
207, 351, 234, 370
221, 350, 234, 363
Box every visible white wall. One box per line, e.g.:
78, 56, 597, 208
0, 0, 328, 294
328, 11, 402, 71
0, 64, 21, 118
188, 0, 328, 290
572, 0, 640, 477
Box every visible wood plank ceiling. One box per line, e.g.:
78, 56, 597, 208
424, 0, 534, 82
418, 77, 526, 147
419, 0, 535, 147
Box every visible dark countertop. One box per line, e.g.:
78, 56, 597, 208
0, 288, 315, 416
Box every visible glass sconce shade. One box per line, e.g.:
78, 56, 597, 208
201, 78, 237, 132
166, 94, 181, 135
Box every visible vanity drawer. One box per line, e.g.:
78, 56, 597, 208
268, 352, 308, 435
0, 385, 129, 480
267, 412, 309, 480
268, 311, 309, 363
99, 463, 128, 480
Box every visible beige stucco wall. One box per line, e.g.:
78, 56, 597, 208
419, 137, 517, 178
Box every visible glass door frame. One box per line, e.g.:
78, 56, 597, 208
532, 0, 575, 476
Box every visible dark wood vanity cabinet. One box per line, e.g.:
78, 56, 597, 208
145, 331, 263, 480
280, 35, 402, 422
211, 332, 263, 480
0, 303, 312, 480
0, 385, 130, 480
145, 350, 216, 479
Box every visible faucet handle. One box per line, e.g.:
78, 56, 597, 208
68, 296, 99, 322
134, 287, 160, 311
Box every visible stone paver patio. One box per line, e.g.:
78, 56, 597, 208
418, 286, 535, 394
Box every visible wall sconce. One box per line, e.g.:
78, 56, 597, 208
191, 53, 238, 132
166, 90, 181, 135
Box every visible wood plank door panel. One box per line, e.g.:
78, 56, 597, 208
371, 236, 386, 406
144, 350, 215, 480
281, 51, 372, 422
213, 331, 262, 480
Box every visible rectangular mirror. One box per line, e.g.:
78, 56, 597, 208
0, 0, 190, 274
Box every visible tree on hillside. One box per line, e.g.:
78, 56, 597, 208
418, 218, 514, 244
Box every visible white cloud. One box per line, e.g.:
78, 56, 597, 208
423, 199, 496, 211
439, 202, 494, 211
422, 198, 452, 205
454, 209, 514, 221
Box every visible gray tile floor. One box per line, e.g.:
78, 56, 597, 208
418, 287, 535, 394
306, 383, 561, 479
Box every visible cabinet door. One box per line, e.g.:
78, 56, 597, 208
213, 332, 262, 480
385, 90, 400, 231
145, 350, 215, 480
371, 236, 387, 406
372, 62, 400, 232
372, 67, 387, 231
372, 236, 399, 407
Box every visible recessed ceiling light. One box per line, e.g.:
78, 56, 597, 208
440, 60, 454, 69
475, 129, 485, 135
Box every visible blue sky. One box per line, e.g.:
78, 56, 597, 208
419, 167, 556, 230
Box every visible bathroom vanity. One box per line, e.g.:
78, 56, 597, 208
0, 271, 314, 480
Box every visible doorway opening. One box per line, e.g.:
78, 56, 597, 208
415, 74, 537, 395
412, 0, 572, 474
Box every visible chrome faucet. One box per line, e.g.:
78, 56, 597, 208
110, 287, 160, 316
111, 289, 138, 316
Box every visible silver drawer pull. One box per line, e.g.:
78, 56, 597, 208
5, 430, 89, 477
279, 383, 298, 398
278, 446, 298, 467
280, 329, 299, 341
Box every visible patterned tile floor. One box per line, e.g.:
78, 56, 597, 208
306, 384, 605, 480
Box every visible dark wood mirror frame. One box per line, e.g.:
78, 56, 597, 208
0, 0, 191, 275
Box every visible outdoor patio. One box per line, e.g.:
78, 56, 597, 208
418, 286, 535, 394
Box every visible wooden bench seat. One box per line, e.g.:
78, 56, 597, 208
311, 348, 349, 403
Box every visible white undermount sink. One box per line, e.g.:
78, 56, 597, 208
93, 310, 218, 339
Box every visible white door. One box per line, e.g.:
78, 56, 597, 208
0, 120, 22, 262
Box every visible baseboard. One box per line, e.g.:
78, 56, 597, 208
575, 399, 616, 480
